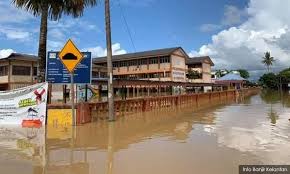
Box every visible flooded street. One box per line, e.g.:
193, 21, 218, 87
1, 91, 290, 174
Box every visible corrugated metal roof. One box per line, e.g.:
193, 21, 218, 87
0, 53, 39, 62
93, 47, 186, 63
186, 56, 214, 66
218, 73, 245, 81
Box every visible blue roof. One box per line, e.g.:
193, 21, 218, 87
218, 73, 245, 81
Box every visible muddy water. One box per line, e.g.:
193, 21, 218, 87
1, 91, 290, 174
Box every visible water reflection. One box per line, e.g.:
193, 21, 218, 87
1, 91, 290, 174
268, 104, 279, 125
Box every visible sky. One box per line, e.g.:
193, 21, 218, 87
0, 0, 290, 80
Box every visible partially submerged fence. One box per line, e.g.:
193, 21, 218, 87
48, 88, 260, 125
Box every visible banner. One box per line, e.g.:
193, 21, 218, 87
0, 83, 48, 127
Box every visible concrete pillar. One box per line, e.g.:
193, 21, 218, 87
147, 87, 150, 97
127, 87, 130, 98
132, 86, 135, 98
157, 86, 160, 96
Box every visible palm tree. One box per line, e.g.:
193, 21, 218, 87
12, 0, 97, 82
262, 51, 275, 72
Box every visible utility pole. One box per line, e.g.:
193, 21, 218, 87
105, 0, 115, 121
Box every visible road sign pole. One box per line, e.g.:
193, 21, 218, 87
71, 72, 76, 126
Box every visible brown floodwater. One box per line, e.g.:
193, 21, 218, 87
1, 91, 290, 174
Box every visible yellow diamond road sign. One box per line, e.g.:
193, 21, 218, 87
59, 39, 84, 73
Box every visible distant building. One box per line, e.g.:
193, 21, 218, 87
0, 53, 38, 90
215, 72, 245, 90
186, 56, 214, 83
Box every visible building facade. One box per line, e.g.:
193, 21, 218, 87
186, 56, 214, 83
93, 47, 214, 84
0, 53, 38, 91
0, 48, 215, 95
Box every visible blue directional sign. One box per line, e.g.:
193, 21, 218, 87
46, 51, 92, 84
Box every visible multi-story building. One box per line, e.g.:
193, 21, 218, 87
93, 48, 214, 85
0, 53, 38, 90
186, 56, 214, 83
93, 47, 188, 82
0, 47, 215, 95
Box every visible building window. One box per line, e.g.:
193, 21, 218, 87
128, 60, 138, 66
160, 56, 170, 63
140, 59, 147, 65
0, 66, 8, 76
149, 57, 158, 64
12, 66, 31, 76
113, 62, 120, 68
120, 61, 127, 67
160, 72, 171, 78
189, 64, 202, 68
33, 67, 38, 76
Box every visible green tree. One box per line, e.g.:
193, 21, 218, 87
215, 69, 229, 78
187, 69, 202, 79
262, 51, 275, 72
236, 69, 250, 79
278, 67, 290, 84
258, 73, 279, 89
12, 0, 97, 82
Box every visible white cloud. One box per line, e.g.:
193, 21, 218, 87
83, 43, 127, 58
222, 5, 247, 26
0, 28, 30, 40
47, 40, 64, 50
0, 1, 33, 24
192, 0, 290, 77
200, 24, 221, 33
200, 5, 246, 33
0, 49, 14, 59
0, 2, 34, 42
47, 19, 101, 50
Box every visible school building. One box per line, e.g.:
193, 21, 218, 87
0, 53, 38, 91
0, 47, 216, 98
93, 47, 214, 84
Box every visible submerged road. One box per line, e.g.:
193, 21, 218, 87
0, 90, 289, 174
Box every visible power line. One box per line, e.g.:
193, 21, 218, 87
117, 0, 137, 52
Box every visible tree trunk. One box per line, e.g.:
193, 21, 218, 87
38, 2, 48, 82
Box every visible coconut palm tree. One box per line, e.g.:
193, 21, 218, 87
262, 51, 275, 72
12, 0, 97, 82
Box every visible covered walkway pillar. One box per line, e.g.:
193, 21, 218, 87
127, 86, 130, 98
132, 86, 135, 98
147, 86, 150, 97
137, 86, 140, 97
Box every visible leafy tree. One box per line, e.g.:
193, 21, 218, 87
12, 0, 97, 82
258, 73, 279, 89
187, 69, 202, 79
262, 51, 275, 72
215, 69, 229, 78
278, 67, 290, 84
236, 69, 250, 79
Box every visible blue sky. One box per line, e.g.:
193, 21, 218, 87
0, 0, 248, 55
1, 0, 290, 80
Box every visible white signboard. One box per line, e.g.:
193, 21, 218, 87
0, 83, 48, 126
172, 70, 185, 81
